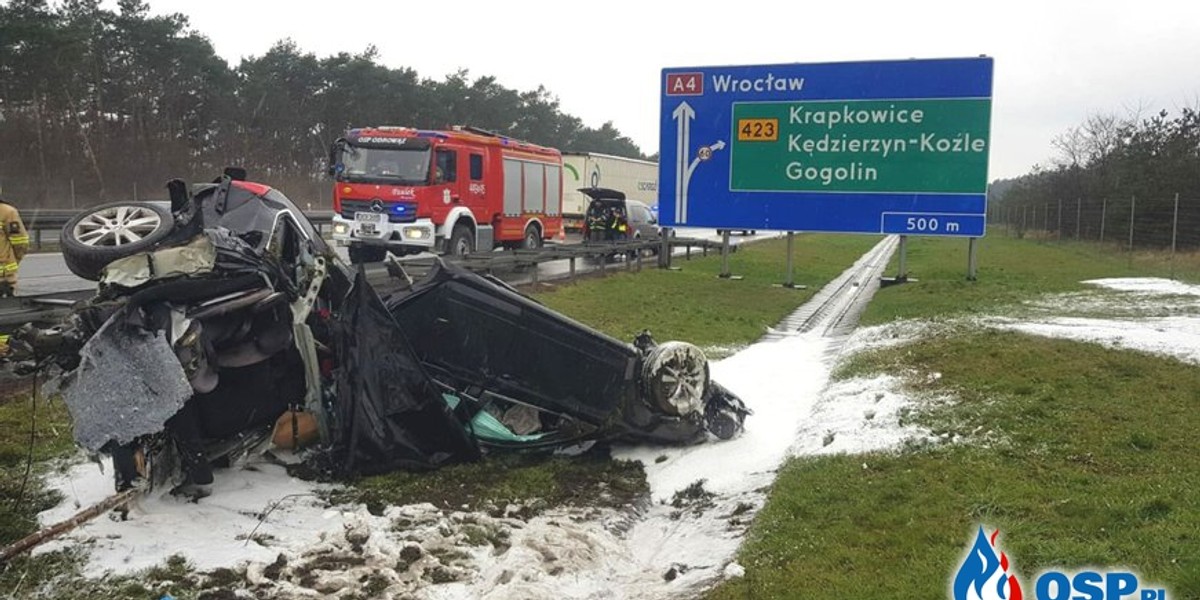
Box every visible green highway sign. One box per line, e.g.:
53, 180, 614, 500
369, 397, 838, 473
730, 98, 992, 194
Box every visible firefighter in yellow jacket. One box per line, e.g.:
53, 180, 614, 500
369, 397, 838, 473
0, 194, 29, 297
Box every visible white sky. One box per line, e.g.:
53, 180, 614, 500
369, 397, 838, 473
143, 0, 1200, 180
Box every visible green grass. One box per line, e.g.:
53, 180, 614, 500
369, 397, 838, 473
0, 389, 76, 546
713, 236, 1200, 599
1, 549, 215, 599
712, 331, 1200, 600
863, 232, 1200, 324
0, 389, 90, 598
535, 234, 881, 348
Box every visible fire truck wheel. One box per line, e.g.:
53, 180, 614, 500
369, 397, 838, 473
522, 224, 543, 250
447, 224, 474, 256
347, 244, 387, 264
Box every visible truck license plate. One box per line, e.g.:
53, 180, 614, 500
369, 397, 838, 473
355, 212, 385, 224
355, 212, 384, 235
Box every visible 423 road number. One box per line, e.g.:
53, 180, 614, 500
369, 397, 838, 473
737, 118, 778, 142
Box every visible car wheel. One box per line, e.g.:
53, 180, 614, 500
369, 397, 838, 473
348, 244, 387, 264
642, 342, 709, 417
522, 224, 542, 250
447, 224, 474, 256
705, 407, 744, 440
62, 201, 174, 281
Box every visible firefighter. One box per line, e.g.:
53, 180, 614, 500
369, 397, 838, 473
607, 205, 629, 241
0, 193, 29, 297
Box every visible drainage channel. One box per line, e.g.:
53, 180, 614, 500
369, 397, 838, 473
764, 235, 899, 344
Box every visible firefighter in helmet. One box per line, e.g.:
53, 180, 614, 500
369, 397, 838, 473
0, 192, 28, 297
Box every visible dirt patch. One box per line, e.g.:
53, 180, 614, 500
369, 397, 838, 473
0, 370, 37, 406
326, 447, 649, 518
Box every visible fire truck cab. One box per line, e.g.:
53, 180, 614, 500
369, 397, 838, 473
328, 126, 563, 263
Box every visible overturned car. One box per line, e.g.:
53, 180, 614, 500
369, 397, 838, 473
17, 171, 748, 494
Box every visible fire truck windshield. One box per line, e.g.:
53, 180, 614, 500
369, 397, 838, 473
338, 145, 430, 185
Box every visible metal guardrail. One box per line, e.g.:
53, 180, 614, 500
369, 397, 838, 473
444, 236, 730, 284
0, 236, 731, 326
20, 209, 336, 250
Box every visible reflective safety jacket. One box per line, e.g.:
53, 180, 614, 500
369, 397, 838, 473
0, 202, 29, 276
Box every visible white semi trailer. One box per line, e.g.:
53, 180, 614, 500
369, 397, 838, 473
561, 152, 658, 232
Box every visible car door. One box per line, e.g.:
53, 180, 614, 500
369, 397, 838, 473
624, 201, 644, 238
631, 203, 658, 239
433, 146, 465, 210
465, 150, 487, 216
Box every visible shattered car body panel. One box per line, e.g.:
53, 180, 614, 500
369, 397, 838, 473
63, 311, 193, 451
101, 235, 217, 289
31, 172, 748, 493
330, 270, 481, 474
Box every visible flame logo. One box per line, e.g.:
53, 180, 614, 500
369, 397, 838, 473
953, 527, 1023, 600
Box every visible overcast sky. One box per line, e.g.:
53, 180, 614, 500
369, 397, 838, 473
143, 0, 1200, 180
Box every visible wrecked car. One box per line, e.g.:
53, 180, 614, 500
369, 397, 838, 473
14, 170, 748, 495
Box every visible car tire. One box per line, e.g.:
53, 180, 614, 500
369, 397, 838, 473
348, 244, 387, 264
62, 202, 174, 281
522, 223, 542, 250
447, 224, 474, 256
705, 407, 744, 440
642, 342, 709, 417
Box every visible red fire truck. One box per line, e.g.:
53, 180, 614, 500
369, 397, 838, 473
328, 126, 564, 263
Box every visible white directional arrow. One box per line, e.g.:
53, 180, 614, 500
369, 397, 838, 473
672, 101, 695, 224
681, 139, 724, 224
687, 140, 726, 182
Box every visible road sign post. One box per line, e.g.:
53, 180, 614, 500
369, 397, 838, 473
882, 234, 913, 286
658, 57, 993, 276
658, 227, 672, 269
717, 229, 741, 280
968, 237, 979, 281
775, 231, 806, 289
785, 231, 795, 287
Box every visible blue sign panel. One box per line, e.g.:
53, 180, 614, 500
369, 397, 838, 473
658, 57, 994, 236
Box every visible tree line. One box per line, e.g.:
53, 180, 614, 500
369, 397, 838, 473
0, 0, 647, 208
994, 107, 1200, 214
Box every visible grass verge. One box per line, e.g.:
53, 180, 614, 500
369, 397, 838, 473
0, 385, 84, 598
714, 235, 1200, 598
0, 385, 75, 546
864, 233, 1200, 324
534, 234, 881, 348
711, 331, 1200, 597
